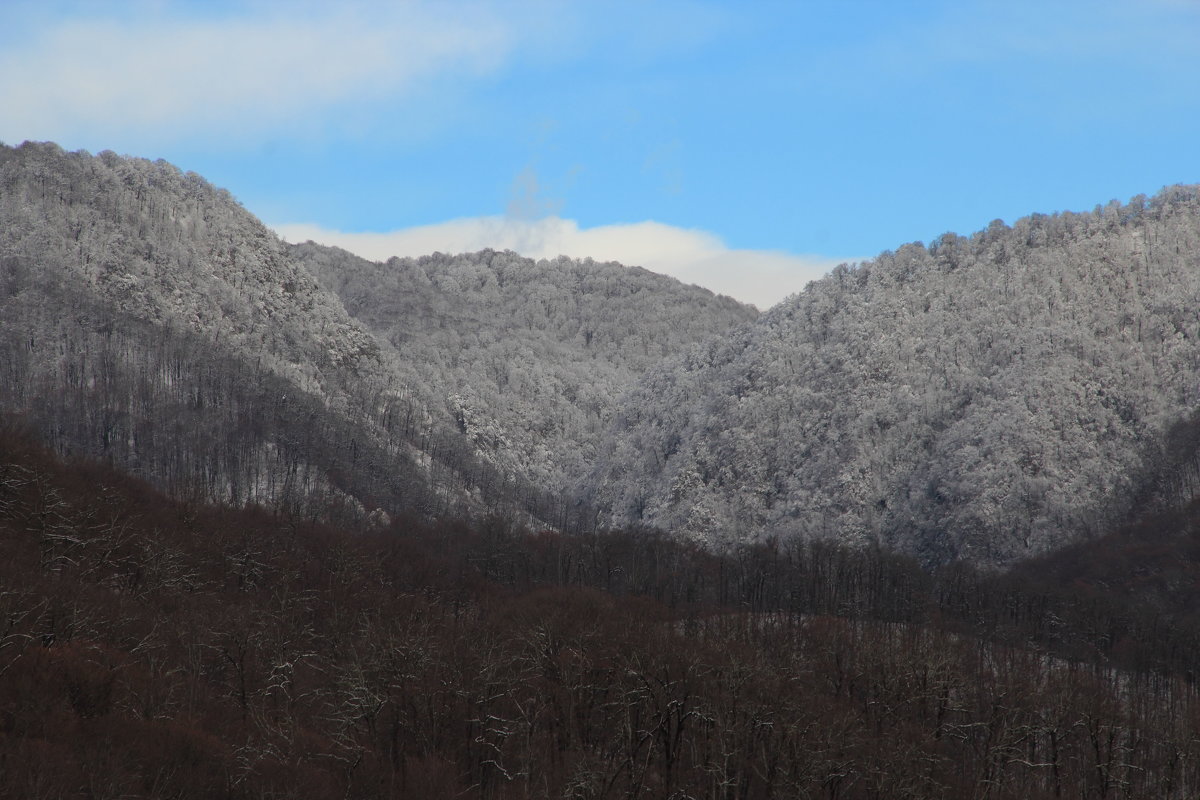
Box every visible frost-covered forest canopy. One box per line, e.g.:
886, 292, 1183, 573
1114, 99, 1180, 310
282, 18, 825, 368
291, 243, 756, 493
4, 141, 1200, 567
0, 142, 750, 531
586, 189, 1200, 565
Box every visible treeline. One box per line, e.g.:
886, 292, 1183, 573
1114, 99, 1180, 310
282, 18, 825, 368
5, 428, 1200, 798
463, 508, 1200, 687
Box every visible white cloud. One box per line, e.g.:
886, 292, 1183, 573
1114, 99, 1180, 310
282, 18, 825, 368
271, 216, 849, 309
0, 4, 511, 144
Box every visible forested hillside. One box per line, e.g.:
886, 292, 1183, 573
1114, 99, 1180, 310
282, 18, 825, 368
10, 141, 1200, 795
291, 243, 756, 491
8, 140, 1200, 569
586, 187, 1200, 566
7, 427, 1200, 798
0, 142, 750, 529
0, 141, 477, 522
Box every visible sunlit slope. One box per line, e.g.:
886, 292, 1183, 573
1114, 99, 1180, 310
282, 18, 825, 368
588, 188, 1200, 565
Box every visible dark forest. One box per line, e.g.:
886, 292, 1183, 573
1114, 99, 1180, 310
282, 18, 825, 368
5, 426, 1200, 799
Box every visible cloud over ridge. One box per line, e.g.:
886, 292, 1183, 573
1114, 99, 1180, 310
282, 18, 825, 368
272, 216, 848, 309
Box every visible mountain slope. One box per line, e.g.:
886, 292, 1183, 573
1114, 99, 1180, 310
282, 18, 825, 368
586, 187, 1200, 565
290, 243, 758, 493
5, 427, 1200, 799
0, 142, 756, 527
0, 142, 491, 520
14, 141, 1200, 567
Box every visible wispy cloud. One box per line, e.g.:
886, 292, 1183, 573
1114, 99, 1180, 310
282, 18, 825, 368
271, 217, 849, 310
0, 3, 511, 145
793, 1, 1200, 102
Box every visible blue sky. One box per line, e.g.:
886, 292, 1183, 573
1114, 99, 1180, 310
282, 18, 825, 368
2, 0, 1199, 308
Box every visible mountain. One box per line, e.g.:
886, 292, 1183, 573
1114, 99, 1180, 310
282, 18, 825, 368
0, 141, 752, 527
289, 243, 757, 496
9, 140, 1200, 569
10, 142, 1200, 796
585, 187, 1200, 566
0, 141, 439, 522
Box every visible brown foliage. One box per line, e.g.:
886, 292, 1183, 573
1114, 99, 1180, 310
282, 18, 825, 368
3, 426, 1200, 798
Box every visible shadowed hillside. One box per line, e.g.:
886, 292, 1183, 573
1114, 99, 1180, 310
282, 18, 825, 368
5, 426, 1200, 797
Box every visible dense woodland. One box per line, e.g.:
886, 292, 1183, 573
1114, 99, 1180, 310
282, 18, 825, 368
0, 142, 750, 536
588, 186, 1200, 565
7, 427, 1200, 798
9, 142, 1200, 795
0, 141, 433, 517
9, 142, 1200, 566
291, 243, 755, 493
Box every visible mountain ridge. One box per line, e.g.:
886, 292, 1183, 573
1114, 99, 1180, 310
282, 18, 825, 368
0, 141, 752, 529
289, 241, 757, 493
584, 186, 1200, 565
6, 141, 1200, 566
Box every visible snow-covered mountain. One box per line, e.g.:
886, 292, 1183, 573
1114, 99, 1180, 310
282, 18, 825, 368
0, 142, 751, 527
0, 141, 471, 522
584, 188, 1200, 565
7, 141, 1200, 566
290, 243, 757, 494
